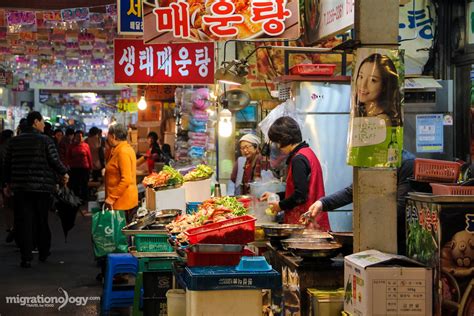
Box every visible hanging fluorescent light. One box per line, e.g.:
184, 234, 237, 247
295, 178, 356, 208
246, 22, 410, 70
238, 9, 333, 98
218, 108, 233, 137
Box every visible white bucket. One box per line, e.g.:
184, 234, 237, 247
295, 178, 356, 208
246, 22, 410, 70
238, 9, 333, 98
166, 289, 186, 316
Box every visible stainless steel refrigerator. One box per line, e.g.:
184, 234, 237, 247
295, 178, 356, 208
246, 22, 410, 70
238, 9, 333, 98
295, 81, 353, 230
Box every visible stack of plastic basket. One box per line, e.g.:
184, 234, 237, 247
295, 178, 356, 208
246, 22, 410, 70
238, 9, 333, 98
414, 158, 474, 195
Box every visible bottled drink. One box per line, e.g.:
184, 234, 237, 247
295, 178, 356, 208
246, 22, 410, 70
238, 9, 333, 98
214, 183, 222, 197
387, 128, 399, 167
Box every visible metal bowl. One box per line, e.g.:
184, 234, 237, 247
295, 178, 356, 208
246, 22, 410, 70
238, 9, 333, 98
329, 232, 353, 246
261, 224, 305, 238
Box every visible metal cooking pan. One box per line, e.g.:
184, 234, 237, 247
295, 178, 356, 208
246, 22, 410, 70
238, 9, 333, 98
261, 224, 305, 238
288, 241, 342, 258
329, 232, 353, 246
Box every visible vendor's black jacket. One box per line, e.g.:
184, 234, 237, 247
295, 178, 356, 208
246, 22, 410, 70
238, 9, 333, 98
3, 127, 68, 193
320, 150, 416, 211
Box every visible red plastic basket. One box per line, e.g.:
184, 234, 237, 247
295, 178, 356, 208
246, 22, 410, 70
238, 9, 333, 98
413, 158, 460, 183
186, 249, 254, 267
430, 183, 474, 195
184, 215, 256, 245
289, 64, 336, 76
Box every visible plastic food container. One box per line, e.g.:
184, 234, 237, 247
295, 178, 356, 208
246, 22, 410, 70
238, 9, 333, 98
289, 64, 337, 76
235, 256, 272, 272
166, 289, 186, 316
184, 215, 256, 244
414, 158, 460, 183
135, 234, 174, 252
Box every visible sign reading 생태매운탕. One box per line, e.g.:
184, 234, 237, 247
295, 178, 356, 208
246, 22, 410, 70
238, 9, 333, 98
114, 39, 214, 84
143, 0, 300, 43
118, 0, 143, 34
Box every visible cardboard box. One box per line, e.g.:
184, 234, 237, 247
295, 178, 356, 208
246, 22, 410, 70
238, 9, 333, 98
145, 187, 186, 212
182, 178, 211, 202
344, 249, 432, 316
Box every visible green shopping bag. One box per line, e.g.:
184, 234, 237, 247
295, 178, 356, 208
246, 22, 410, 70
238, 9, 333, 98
91, 206, 128, 257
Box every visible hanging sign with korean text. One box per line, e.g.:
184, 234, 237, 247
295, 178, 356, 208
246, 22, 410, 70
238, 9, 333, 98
304, 0, 354, 44
114, 39, 214, 84
143, 0, 300, 44
118, 0, 143, 35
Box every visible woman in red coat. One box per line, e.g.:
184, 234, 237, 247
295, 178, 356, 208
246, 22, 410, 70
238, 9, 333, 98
261, 116, 330, 230
67, 130, 92, 201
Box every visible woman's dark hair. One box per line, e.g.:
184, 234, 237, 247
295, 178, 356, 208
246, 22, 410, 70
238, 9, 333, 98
54, 128, 64, 135
108, 124, 128, 141
0, 129, 13, 144
268, 116, 302, 148
74, 130, 84, 137
355, 53, 401, 126
65, 127, 75, 136
162, 144, 172, 155
26, 111, 43, 126
147, 131, 159, 143
88, 126, 100, 137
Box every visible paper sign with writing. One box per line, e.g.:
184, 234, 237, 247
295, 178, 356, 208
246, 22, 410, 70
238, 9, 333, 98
114, 39, 214, 84
304, 0, 354, 44
118, 0, 143, 35
143, 0, 299, 43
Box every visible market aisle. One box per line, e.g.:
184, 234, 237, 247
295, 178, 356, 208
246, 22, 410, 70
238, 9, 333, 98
0, 210, 103, 315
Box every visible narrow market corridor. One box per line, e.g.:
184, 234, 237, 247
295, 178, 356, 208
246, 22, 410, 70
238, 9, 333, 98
0, 211, 104, 315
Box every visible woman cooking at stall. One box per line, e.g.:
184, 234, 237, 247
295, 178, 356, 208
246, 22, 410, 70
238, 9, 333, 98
229, 133, 269, 195
261, 116, 330, 230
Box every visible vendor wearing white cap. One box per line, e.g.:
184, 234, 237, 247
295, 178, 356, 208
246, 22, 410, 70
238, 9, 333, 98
229, 133, 269, 195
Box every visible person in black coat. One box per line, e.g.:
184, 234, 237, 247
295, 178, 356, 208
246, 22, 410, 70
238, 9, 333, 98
3, 111, 69, 268
306, 150, 415, 255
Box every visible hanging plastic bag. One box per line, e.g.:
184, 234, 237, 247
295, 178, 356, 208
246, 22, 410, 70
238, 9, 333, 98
91, 205, 128, 258
258, 99, 302, 142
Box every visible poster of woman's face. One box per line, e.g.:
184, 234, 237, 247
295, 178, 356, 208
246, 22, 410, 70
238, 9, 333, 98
352, 48, 404, 127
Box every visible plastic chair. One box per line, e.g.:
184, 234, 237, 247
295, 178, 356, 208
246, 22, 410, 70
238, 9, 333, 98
101, 253, 138, 313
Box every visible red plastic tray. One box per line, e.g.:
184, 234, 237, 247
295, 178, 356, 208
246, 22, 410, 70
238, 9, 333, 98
186, 249, 254, 267
289, 64, 336, 76
430, 183, 474, 195
184, 215, 256, 245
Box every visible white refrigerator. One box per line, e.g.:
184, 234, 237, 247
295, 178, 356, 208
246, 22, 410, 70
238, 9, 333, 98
295, 81, 353, 230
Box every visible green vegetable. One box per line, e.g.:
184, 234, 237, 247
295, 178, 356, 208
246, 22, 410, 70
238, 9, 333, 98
215, 196, 247, 216
407, 221, 437, 264
163, 165, 184, 185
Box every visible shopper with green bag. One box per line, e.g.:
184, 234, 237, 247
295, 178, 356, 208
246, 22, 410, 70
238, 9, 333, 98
92, 205, 129, 257
94, 123, 138, 281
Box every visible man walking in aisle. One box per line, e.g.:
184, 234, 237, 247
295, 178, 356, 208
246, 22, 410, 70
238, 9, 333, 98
3, 111, 69, 268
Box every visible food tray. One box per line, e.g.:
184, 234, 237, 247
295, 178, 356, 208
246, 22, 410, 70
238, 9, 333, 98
430, 183, 474, 196
182, 266, 281, 291
414, 158, 460, 183
186, 248, 254, 267
289, 63, 336, 76
184, 215, 256, 245
135, 234, 174, 252
188, 244, 244, 253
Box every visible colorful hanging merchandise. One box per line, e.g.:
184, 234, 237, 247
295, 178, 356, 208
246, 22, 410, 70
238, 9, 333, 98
174, 87, 212, 164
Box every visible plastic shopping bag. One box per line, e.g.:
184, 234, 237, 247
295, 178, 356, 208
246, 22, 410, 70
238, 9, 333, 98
91, 206, 128, 258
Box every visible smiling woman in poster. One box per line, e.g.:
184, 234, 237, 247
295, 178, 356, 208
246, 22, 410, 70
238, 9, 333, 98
347, 49, 404, 168
355, 53, 401, 127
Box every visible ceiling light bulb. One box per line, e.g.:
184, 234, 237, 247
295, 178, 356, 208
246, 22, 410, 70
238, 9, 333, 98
138, 96, 147, 110
218, 108, 233, 137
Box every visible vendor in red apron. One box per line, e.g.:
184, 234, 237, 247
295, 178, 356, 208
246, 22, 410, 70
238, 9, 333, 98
137, 131, 162, 174
261, 116, 330, 231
